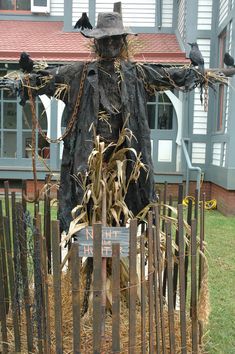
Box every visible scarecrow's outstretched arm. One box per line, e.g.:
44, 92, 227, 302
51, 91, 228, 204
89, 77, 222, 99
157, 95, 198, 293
0, 61, 85, 105
138, 63, 235, 93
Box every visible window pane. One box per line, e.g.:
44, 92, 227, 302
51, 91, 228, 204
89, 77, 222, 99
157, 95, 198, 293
16, 0, 30, 10
147, 103, 156, 129
3, 102, 16, 128
157, 105, 173, 130
3, 131, 16, 157
34, 0, 47, 6
158, 93, 171, 103
0, 0, 14, 10
38, 101, 47, 130
23, 132, 33, 158
22, 103, 32, 129
3, 89, 17, 100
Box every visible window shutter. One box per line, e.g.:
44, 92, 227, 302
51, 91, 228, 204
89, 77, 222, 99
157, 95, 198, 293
31, 0, 50, 13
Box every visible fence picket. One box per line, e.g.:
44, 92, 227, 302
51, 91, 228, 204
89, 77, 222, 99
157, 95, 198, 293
71, 242, 81, 354
140, 224, 146, 354
33, 215, 44, 354
16, 203, 34, 353
0, 238, 8, 353
112, 243, 120, 353
191, 219, 198, 353
51, 220, 63, 354
0, 201, 9, 315
153, 221, 161, 353
129, 219, 137, 354
178, 204, 187, 354
4, 216, 21, 352
148, 212, 154, 354
166, 222, 176, 353
155, 205, 166, 354
93, 223, 102, 353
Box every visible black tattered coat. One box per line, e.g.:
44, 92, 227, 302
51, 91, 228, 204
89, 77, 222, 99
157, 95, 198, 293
27, 60, 202, 231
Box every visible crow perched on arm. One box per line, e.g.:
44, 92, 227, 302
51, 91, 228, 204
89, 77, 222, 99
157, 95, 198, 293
188, 42, 204, 74
19, 52, 34, 73
224, 52, 235, 67
74, 12, 93, 30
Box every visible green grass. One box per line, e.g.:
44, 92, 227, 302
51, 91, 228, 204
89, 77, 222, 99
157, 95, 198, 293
204, 210, 235, 354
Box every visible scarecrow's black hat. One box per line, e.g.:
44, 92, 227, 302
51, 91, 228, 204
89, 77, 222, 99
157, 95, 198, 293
81, 12, 135, 39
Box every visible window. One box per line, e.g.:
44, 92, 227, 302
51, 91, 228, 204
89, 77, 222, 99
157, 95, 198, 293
0, 89, 49, 159
217, 30, 227, 131
31, 0, 50, 13
0, 90, 17, 157
22, 100, 49, 158
147, 93, 173, 130
0, 0, 30, 11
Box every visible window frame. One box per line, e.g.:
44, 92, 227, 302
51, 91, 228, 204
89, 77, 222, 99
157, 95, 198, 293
217, 29, 227, 132
0, 0, 31, 13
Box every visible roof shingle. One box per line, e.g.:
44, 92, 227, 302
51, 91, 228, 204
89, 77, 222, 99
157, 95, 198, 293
0, 20, 189, 64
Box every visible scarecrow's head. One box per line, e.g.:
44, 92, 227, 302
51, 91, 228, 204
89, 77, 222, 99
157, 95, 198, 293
81, 12, 135, 59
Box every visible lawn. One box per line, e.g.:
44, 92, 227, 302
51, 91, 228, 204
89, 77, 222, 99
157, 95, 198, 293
204, 210, 235, 353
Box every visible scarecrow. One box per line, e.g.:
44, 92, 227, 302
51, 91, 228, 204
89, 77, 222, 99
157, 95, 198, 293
0, 11, 232, 234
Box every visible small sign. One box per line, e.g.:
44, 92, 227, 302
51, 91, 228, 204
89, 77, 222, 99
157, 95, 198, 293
75, 226, 129, 257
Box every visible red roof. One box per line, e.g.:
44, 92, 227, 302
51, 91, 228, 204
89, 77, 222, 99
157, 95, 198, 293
0, 20, 188, 64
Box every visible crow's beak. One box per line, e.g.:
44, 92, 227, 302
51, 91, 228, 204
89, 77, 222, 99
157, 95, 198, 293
188, 42, 192, 46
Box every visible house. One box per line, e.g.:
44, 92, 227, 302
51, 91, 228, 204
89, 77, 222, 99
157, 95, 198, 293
0, 0, 234, 215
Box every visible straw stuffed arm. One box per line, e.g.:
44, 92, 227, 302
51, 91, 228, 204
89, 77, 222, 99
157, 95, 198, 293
138, 63, 235, 93
18, 61, 86, 106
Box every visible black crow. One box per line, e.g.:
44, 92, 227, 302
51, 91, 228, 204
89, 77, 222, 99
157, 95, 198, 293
224, 52, 235, 67
19, 52, 34, 73
188, 42, 204, 74
74, 12, 93, 30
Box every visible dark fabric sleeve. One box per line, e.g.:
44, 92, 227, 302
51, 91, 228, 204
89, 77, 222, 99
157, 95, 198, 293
19, 62, 84, 105
138, 63, 204, 93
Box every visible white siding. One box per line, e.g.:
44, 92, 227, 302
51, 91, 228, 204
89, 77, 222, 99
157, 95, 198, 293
192, 143, 206, 164
178, 0, 186, 41
224, 85, 230, 133
72, 0, 89, 27
197, 0, 213, 31
193, 39, 210, 135
50, 0, 64, 16
212, 143, 222, 166
219, 0, 229, 27
96, 0, 156, 27
222, 142, 227, 167
162, 0, 173, 28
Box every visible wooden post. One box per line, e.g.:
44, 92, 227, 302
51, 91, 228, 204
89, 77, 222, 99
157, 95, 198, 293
178, 204, 187, 354
16, 203, 34, 353
71, 242, 81, 354
0, 237, 8, 353
44, 174, 51, 273
93, 223, 102, 353
0, 201, 9, 315
129, 219, 137, 354
51, 220, 63, 354
112, 243, 120, 353
148, 212, 154, 354
101, 183, 107, 338
152, 218, 161, 353
191, 219, 198, 353
33, 215, 44, 354
4, 216, 21, 352
155, 205, 166, 354
140, 224, 146, 354
166, 222, 175, 354
173, 184, 184, 308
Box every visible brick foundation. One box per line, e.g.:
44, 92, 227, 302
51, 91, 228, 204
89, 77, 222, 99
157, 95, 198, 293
155, 181, 235, 216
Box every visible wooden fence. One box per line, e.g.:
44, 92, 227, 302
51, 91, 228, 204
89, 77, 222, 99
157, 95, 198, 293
0, 181, 206, 353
